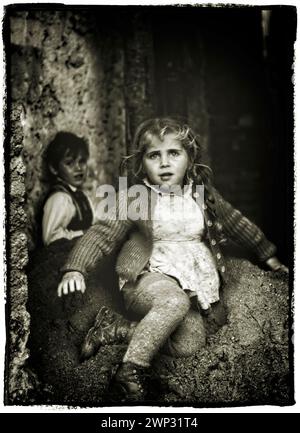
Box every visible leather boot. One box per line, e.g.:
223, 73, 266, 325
80, 306, 137, 361
111, 361, 149, 402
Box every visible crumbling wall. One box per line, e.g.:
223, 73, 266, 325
7, 104, 35, 403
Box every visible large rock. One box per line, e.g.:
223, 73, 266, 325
156, 258, 291, 406
25, 257, 292, 407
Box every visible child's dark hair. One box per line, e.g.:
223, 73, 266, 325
121, 117, 212, 185
43, 132, 89, 182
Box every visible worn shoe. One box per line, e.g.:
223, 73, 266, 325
111, 362, 149, 402
80, 306, 136, 361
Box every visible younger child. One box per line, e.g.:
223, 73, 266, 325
42, 131, 93, 248
26, 132, 96, 375
58, 118, 288, 402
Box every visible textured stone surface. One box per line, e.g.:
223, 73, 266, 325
25, 258, 292, 407
159, 259, 291, 406
6, 104, 35, 404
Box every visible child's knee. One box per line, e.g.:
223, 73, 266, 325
161, 291, 190, 319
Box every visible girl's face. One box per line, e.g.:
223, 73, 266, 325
51, 150, 88, 188
142, 133, 189, 187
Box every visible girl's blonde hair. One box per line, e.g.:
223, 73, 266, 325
121, 117, 212, 185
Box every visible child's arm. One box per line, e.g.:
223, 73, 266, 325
212, 187, 288, 272
58, 190, 133, 296
43, 192, 84, 245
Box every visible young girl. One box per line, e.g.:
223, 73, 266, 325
58, 118, 287, 402
42, 131, 93, 246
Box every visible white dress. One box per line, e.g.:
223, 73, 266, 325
146, 181, 220, 311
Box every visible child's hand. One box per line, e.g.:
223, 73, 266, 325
265, 256, 289, 273
58, 271, 86, 297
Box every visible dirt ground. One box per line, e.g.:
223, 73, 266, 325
25, 241, 292, 408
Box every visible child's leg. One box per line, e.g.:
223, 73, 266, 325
163, 309, 206, 357
122, 273, 190, 367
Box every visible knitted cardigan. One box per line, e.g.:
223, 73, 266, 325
62, 180, 276, 283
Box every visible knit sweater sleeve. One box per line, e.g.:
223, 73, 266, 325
212, 187, 277, 262
61, 190, 133, 275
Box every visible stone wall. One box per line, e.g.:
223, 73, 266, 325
6, 105, 34, 403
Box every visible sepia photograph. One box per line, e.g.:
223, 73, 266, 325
2, 2, 296, 409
